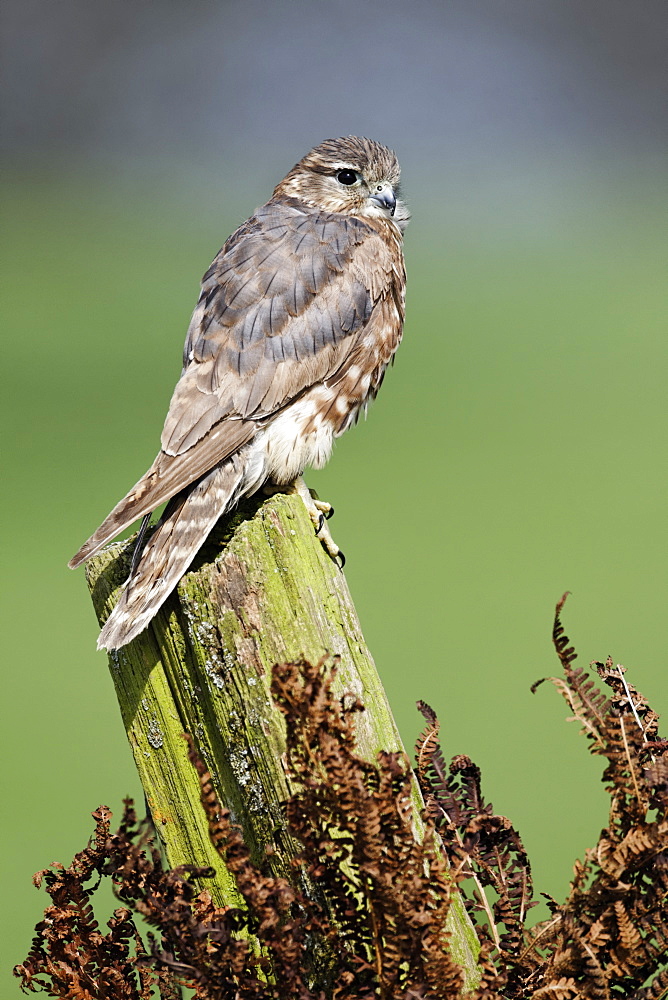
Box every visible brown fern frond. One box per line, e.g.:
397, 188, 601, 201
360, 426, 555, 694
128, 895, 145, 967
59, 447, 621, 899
526, 599, 668, 997
533, 977, 579, 1000
14, 804, 167, 999
552, 593, 577, 670
415, 699, 440, 782
272, 657, 465, 999
534, 597, 611, 751
413, 708, 537, 995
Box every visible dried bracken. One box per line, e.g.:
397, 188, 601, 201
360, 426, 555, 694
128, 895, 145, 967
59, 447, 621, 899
413, 594, 668, 997
16, 599, 668, 998
522, 595, 668, 998
15, 802, 176, 999
415, 701, 535, 996
272, 657, 464, 999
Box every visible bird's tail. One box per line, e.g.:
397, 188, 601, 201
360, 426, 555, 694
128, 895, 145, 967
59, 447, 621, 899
69, 451, 193, 570
97, 454, 247, 651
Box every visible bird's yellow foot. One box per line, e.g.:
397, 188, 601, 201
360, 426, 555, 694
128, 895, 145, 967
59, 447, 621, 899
291, 477, 344, 568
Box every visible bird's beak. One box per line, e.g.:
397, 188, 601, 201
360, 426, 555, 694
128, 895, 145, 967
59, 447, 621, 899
369, 182, 396, 216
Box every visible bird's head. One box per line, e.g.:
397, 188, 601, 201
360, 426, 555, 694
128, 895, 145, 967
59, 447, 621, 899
274, 136, 409, 229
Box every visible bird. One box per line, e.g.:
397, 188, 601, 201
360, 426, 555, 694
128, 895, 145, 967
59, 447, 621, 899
69, 136, 409, 651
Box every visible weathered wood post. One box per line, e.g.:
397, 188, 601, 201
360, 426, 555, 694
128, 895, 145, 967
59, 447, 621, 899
85, 490, 479, 983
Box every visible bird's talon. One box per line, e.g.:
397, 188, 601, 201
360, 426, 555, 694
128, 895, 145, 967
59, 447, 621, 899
310, 492, 334, 521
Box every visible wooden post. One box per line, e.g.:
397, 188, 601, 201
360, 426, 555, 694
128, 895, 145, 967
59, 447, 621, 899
85, 491, 479, 983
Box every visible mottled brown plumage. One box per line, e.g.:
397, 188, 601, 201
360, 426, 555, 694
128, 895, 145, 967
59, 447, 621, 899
70, 136, 408, 650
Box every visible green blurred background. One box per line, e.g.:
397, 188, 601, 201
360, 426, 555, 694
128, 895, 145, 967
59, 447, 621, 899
2, 0, 667, 989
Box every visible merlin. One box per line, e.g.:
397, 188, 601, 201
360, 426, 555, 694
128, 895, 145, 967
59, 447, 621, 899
70, 136, 409, 650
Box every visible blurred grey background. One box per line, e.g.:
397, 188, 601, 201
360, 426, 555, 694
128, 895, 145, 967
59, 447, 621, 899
4, 0, 667, 193
2, 0, 667, 990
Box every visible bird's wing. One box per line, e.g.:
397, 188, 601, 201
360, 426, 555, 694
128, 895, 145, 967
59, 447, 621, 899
160, 199, 398, 454
69, 200, 403, 567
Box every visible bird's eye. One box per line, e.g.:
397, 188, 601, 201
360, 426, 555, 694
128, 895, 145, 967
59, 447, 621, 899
336, 169, 358, 186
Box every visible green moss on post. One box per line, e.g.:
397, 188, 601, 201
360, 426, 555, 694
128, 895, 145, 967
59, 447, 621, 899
85, 491, 479, 983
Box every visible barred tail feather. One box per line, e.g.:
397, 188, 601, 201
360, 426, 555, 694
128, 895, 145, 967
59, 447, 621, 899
97, 455, 247, 651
